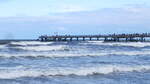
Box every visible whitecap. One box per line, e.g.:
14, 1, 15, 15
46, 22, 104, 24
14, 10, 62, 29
10, 41, 53, 46
1, 50, 150, 58
15, 45, 67, 51
0, 45, 6, 49
82, 41, 150, 48
0, 65, 149, 79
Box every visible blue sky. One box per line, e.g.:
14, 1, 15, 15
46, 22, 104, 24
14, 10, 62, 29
0, 0, 150, 39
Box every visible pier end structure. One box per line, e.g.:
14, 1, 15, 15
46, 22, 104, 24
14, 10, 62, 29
38, 33, 150, 42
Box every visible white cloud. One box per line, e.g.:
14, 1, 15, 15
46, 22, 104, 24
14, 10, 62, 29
0, 4, 150, 27
49, 4, 91, 13
1, 5, 150, 25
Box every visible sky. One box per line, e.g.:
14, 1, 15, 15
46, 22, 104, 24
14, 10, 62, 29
0, 0, 150, 39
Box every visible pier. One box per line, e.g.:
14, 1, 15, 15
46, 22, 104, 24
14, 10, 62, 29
39, 33, 150, 42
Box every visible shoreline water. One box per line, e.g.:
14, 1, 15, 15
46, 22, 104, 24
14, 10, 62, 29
0, 40, 150, 83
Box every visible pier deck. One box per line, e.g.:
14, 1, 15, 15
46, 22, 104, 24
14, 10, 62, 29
39, 33, 150, 42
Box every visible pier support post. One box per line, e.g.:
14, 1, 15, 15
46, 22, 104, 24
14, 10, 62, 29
97, 37, 99, 40
41, 38, 44, 41
113, 38, 116, 41
64, 38, 67, 41
70, 37, 72, 41
104, 37, 107, 41
53, 38, 56, 41
141, 37, 144, 42
130, 37, 132, 41
44, 38, 47, 41
90, 37, 92, 41
117, 37, 120, 42
77, 37, 79, 41
58, 38, 62, 41
83, 37, 85, 41
126, 38, 128, 42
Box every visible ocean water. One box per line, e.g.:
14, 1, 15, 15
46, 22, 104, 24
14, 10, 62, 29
0, 41, 150, 84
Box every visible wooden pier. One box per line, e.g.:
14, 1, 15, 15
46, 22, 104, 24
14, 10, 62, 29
38, 33, 150, 42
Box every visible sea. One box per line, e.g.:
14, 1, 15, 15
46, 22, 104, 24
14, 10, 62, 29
0, 41, 150, 84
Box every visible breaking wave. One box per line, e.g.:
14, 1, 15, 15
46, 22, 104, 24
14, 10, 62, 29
8, 41, 150, 48
9, 41, 53, 46
83, 41, 150, 48
1, 50, 150, 58
0, 45, 6, 49
15, 45, 67, 51
0, 65, 149, 79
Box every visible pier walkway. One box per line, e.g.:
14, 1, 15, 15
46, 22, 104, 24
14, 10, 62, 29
39, 33, 150, 42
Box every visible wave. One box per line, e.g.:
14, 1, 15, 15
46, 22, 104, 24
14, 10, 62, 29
9, 41, 53, 46
1, 50, 150, 58
15, 45, 67, 51
0, 45, 6, 49
82, 41, 150, 48
0, 65, 149, 79
4, 41, 150, 48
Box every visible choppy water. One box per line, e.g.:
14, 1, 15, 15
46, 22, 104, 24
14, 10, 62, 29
0, 41, 150, 84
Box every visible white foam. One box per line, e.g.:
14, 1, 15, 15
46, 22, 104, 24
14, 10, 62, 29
0, 50, 150, 58
0, 66, 26, 70
0, 45, 5, 49
83, 41, 150, 47
0, 53, 103, 58
0, 65, 149, 79
10, 41, 53, 46
16, 45, 66, 51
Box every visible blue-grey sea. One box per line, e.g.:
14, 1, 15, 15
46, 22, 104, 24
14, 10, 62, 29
0, 41, 150, 84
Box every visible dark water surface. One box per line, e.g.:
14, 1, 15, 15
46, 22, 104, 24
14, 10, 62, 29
0, 41, 150, 84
